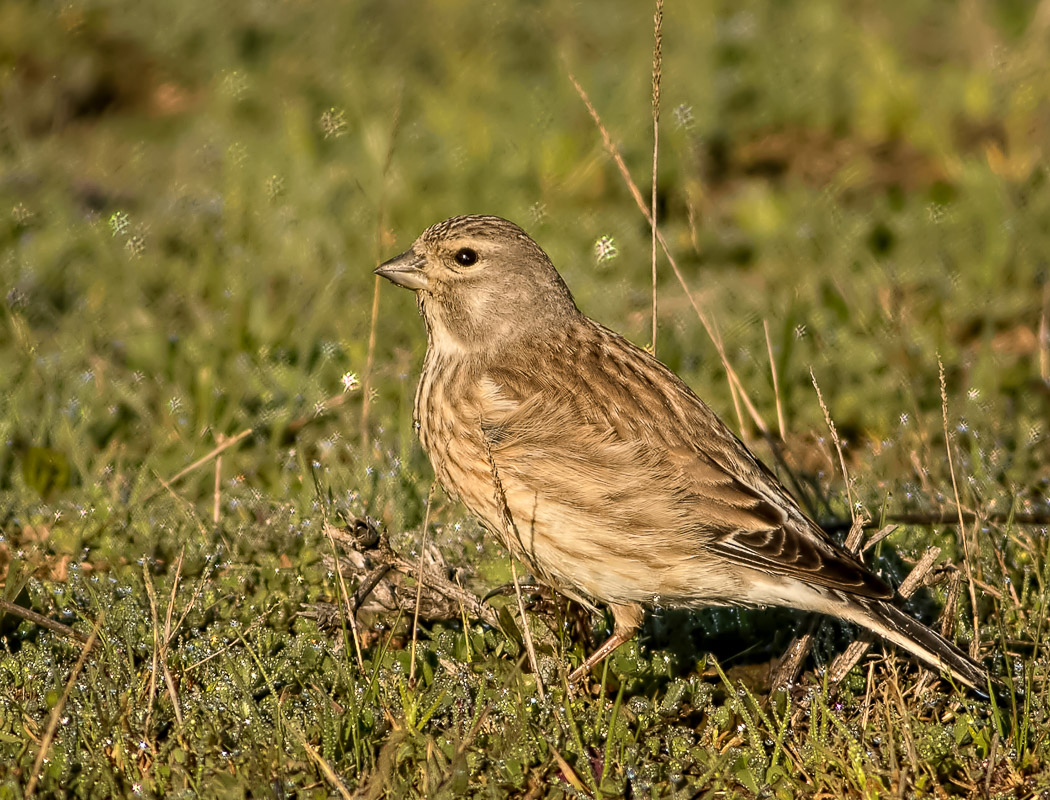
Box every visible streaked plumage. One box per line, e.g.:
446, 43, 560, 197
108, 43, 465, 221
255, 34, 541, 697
375, 214, 986, 691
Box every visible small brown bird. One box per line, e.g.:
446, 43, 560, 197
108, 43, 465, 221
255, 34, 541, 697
376, 214, 987, 691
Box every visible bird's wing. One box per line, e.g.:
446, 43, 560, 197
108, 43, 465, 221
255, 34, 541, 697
481, 326, 890, 601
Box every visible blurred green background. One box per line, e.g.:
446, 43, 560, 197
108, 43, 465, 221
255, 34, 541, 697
1, 0, 1048, 796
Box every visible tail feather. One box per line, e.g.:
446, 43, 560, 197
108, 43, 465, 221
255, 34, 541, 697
842, 597, 988, 693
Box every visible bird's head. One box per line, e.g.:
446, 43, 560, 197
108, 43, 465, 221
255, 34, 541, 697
375, 215, 579, 352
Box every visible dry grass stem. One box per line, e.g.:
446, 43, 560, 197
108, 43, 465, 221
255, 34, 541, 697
985, 729, 1001, 797
434, 693, 502, 795
480, 437, 545, 698
511, 560, 545, 701
143, 427, 253, 504
286, 391, 356, 436
888, 659, 920, 775
212, 433, 224, 526
25, 615, 103, 799
938, 356, 981, 657
409, 483, 436, 686
649, 0, 663, 354
161, 549, 186, 727
287, 723, 354, 800
184, 602, 280, 673
143, 564, 161, 731
809, 369, 858, 530
724, 334, 748, 436
777, 375, 898, 691
566, 68, 770, 438
360, 90, 404, 452
156, 476, 209, 538
324, 522, 366, 672
549, 745, 586, 793
360, 275, 383, 454
822, 509, 1050, 533
1040, 282, 1049, 383
144, 550, 188, 727
764, 319, 786, 440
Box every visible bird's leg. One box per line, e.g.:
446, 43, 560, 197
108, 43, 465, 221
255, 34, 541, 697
568, 603, 643, 683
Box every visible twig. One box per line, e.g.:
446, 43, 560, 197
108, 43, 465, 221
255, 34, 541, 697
649, 0, 663, 354
939, 356, 981, 658
25, 615, 103, 799
984, 729, 1001, 798
320, 520, 504, 628
897, 547, 943, 600
941, 566, 962, 640
351, 564, 393, 613
862, 524, 900, 553
822, 509, 1050, 533
826, 546, 946, 689
0, 598, 89, 644
769, 627, 816, 691
409, 484, 436, 686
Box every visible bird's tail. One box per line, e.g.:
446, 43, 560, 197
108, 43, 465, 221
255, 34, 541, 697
839, 596, 988, 694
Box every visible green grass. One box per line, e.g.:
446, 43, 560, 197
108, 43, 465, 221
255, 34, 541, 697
1, 0, 1049, 796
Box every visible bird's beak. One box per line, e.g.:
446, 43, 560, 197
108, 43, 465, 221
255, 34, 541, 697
374, 248, 429, 291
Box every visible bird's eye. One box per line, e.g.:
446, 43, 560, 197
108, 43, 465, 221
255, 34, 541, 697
454, 248, 478, 267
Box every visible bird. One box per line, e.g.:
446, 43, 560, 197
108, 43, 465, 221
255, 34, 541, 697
374, 214, 988, 692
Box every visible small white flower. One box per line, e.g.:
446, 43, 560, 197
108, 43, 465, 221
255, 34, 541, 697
320, 107, 348, 139
109, 211, 130, 237
673, 104, 695, 129
594, 235, 618, 264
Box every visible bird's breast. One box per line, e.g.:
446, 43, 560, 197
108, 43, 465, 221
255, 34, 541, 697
414, 352, 494, 514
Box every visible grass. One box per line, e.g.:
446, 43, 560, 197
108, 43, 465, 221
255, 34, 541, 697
1, 0, 1049, 796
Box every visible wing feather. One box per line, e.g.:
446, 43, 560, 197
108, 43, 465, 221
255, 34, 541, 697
481, 322, 891, 600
